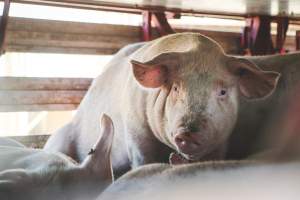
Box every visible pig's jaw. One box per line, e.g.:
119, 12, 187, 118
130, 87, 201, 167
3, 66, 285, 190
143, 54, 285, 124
178, 151, 205, 161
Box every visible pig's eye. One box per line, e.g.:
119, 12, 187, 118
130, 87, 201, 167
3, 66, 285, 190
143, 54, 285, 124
220, 90, 226, 95
173, 85, 179, 92
218, 88, 227, 97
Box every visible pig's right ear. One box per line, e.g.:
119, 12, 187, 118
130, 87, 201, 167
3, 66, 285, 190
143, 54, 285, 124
130, 52, 178, 88
131, 60, 167, 88
80, 114, 114, 182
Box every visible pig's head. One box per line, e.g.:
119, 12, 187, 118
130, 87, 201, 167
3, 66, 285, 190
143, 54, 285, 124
0, 114, 114, 200
131, 33, 280, 161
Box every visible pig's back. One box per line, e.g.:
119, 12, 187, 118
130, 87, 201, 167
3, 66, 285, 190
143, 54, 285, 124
0, 145, 73, 171
74, 43, 146, 171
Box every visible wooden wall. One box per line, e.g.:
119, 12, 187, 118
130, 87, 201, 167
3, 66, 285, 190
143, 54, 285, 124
2, 17, 298, 113
3, 17, 241, 55
0, 77, 92, 112
5, 17, 297, 55
5, 17, 141, 55
1, 16, 298, 141
7, 135, 49, 148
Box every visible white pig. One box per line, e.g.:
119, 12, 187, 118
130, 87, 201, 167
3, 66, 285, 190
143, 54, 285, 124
99, 161, 300, 200
45, 33, 280, 177
0, 114, 114, 200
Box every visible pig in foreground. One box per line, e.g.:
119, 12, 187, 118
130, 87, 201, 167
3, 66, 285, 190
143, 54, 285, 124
45, 32, 280, 176
99, 161, 300, 200
100, 89, 300, 200
0, 137, 25, 148
0, 114, 114, 200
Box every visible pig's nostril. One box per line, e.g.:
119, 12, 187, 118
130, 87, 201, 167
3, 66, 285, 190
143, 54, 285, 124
174, 133, 201, 151
175, 137, 186, 145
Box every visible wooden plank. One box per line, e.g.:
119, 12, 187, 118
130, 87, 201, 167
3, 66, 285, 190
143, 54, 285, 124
5, 17, 141, 55
0, 77, 90, 111
0, 90, 86, 105
7, 31, 135, 48
0, 77, 92, 90
7, 135, 50, 148
7, 17, 140, 36
0, 104, 79, 112
6, 45, 119, 55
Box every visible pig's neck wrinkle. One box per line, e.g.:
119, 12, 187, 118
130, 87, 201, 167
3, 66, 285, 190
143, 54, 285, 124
146, 88, 171, 148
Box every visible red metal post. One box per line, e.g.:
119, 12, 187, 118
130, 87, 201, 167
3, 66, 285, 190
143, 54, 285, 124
142, 11, 152, 41
276, 17, 289, 54
0, 0, 11, 55
165, 12, 181, 19
241, 18, 252, 55
152, 12, 175, 36
242, 16, 274, 55
296, 31, 300, 51
141, 11, 175, 41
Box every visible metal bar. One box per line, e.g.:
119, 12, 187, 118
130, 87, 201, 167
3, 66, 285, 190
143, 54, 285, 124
296, 31, 300, 51
13, 0, 141, 14
12, 0, 249, 18
241, 18, 252, 55
0, 104, 79, 112
142, 11, 152, 41
0, 0, 11, 55
0, 77, 92, 91
276, 17, 289, 54
152, 12, 175, 36
12, 0, 300, 20
9, 1, 300, 26
244, 16, 274, 55
0, 90, 86, 105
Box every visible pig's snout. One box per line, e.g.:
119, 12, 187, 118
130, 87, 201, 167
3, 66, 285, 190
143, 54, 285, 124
174, 132, 202, 155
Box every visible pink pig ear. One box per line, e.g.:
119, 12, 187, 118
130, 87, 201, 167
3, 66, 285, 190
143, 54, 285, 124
131, 60, 168, 88
229, 58, 281, 99
80, 113, 114, 182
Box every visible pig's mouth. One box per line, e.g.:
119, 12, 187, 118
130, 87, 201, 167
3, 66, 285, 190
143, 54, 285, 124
169, 152, 200, 165
180, 152, 204, 161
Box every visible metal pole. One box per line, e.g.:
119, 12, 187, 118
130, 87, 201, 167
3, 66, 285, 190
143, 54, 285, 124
0, 0, 11, 55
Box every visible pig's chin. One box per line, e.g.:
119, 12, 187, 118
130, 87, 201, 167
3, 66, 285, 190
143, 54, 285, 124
174, 141, 213, 161
171, 132, 210, 161
177, 150, 207, 161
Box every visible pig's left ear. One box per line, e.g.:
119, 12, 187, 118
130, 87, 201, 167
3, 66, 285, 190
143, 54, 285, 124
229, 58, 281, 99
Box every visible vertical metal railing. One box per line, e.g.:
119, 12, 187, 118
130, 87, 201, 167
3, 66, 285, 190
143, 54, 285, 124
0, 0, 11, 55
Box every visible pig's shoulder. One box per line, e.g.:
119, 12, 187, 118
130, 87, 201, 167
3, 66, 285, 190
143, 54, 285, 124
0, 137, 25, 148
